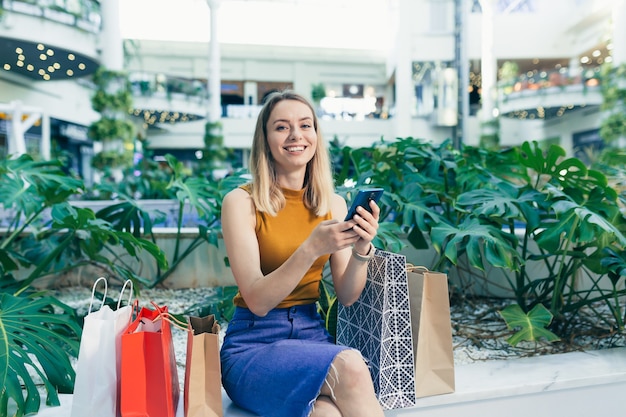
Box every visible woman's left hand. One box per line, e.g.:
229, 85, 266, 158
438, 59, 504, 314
350, 201, 380, 254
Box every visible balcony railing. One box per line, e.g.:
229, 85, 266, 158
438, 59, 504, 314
1, 0, 101, 33
129, 72, 386, 121
497, 66, 602, 101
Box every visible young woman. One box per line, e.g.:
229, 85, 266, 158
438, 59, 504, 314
220, 90, 384, 417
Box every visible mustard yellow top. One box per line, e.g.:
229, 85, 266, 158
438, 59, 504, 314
232, 185, 332, 309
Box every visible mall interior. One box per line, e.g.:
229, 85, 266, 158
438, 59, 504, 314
0, 0, 624, 184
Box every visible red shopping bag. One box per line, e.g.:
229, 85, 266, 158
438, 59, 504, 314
120, 302, 180, 417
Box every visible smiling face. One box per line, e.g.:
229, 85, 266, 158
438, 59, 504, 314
265, 99, 318, 179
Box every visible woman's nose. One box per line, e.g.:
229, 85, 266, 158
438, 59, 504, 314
289, 127, 302, 140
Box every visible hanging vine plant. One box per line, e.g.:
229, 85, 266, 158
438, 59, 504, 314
88, 67, 136, 175
599, 62, 626, 145
87, 117, 135, 143
91, 89, 133, 113
91, 150, 134, 170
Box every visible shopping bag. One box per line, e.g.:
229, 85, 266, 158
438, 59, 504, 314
336, 249, 455, 410
71, 278, 134, 417
406, 265, 455, 398
120, 302, 180, 417
184, 315, 223, 417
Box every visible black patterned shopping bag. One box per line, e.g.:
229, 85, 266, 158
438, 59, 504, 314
336, 249, 455, 410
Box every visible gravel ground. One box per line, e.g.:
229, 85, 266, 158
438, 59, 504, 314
51, 284, 626, 385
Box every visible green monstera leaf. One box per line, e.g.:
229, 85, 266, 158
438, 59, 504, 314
0, 293, 81, 417
430, 217, 520, 271
518, 141, 607, 192
499, 303, 560, 347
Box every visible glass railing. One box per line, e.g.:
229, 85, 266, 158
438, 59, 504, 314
129, 72, 208, 103
497, 66, 602, 99
128, 72, 387, 121
0, 0, 101, 33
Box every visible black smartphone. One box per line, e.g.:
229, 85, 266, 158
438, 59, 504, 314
344, 188, 384, 221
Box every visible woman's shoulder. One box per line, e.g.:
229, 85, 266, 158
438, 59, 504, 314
224, 185, 253, 206
331, 192, 346, 204
238, 183, 252, 193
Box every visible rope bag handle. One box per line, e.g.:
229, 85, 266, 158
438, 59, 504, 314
87, 277, 108, 314
116, 279, 134, 310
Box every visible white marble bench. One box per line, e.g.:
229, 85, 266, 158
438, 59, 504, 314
34, 347, 626, 417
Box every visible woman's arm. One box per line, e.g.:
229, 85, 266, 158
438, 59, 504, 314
329, 193, 380, 307
221, 188, 360, 316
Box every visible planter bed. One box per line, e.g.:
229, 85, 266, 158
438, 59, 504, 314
35, 347, 626, 417
25, 287, 626, 417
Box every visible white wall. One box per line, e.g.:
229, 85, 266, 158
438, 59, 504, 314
464, 0, 611, 60
0, 76, 99, 126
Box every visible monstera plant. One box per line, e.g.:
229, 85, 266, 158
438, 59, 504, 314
0, 155, 167, 416
331, 138, 626, 341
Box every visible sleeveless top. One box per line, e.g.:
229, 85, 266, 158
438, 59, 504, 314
232, 185, 333, 309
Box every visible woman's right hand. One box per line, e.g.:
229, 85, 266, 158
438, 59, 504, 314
304, 219, 361, 258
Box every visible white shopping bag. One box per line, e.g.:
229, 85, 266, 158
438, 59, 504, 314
71, 278, 133, 417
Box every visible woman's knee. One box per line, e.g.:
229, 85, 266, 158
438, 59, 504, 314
330, 349, 371, 387
309, 396, 342, 417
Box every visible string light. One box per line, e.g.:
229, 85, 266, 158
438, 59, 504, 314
1, 38, 97, 81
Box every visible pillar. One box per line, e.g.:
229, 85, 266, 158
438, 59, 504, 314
207, 0, 222, 122
612, 0, 626, 148
4, 100, 48, 159
613, 0, 626, 66
99, 0, 123, 71
8, 101, 26, 156
393, 0, 413, 139
480, 0, 497, 122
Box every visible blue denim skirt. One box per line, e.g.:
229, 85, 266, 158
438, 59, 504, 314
220, 304, 350, 417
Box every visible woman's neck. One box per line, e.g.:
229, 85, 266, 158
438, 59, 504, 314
276, 171, 305, 191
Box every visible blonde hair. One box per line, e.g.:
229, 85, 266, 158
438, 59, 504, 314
249, 90, 334, 216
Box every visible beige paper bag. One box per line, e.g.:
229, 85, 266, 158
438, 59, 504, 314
184, 315, 223, 417
406, 266, 455, 398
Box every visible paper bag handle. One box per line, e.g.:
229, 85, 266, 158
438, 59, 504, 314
88, 277, 108, 314
406, 264, 429, 273
149, 301, 191, 332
